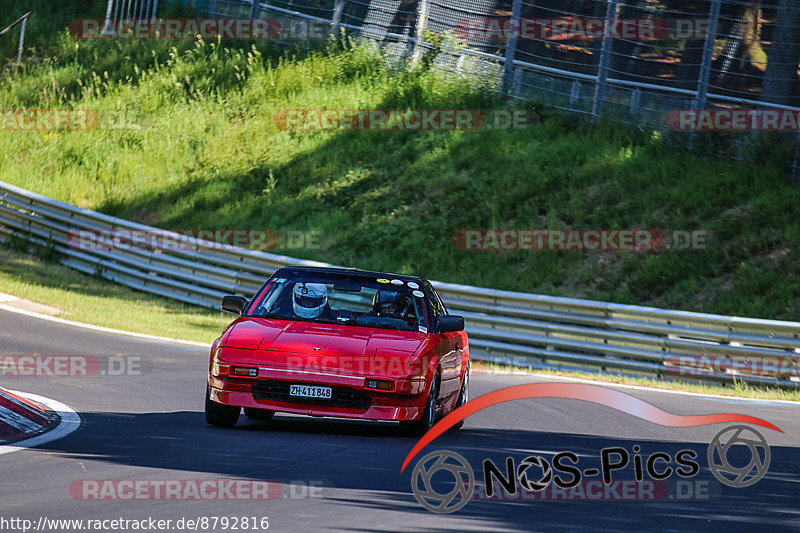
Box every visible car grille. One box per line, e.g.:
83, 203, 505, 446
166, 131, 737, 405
252, 381, 371, 411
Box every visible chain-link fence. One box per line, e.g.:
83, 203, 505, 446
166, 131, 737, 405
121, 0, 800, 176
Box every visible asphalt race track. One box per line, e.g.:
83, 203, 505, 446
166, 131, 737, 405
1, 307, 798, 532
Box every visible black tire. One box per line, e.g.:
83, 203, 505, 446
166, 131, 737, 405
452, 363, 469, 430
399, 373, 439, 437
244, 407, 275, 421
205, 386, 240, 428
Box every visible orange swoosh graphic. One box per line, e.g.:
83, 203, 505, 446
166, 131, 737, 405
401, 383, 782, 473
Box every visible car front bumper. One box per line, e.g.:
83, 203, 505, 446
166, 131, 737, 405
208, 366, 429, 421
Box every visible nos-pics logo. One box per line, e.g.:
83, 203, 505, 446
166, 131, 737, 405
402, 383, 779, 514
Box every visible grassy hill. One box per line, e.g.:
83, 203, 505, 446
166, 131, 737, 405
1, 1, 800, 321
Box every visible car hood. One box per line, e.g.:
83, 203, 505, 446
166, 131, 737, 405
224, 317, 427, 358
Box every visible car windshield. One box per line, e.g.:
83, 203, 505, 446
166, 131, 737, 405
248, 271, 430, 332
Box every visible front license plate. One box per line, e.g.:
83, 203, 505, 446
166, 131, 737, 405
289, 384, 332, 399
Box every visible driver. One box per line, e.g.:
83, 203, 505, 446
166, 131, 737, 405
370, 290, 408, 319
292, 282, 336, 320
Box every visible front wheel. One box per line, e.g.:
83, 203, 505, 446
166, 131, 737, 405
205, 386, 240, 428
399, 373, 439, 437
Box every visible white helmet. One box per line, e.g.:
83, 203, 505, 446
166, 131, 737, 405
292, 283, 328, 319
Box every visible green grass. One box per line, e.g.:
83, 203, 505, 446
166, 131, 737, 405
0, 246, 230, 343
1, 5, 800, 324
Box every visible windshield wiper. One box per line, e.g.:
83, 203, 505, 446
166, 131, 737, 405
250, 313, 293, 320
311, 318, 357, 326
353, 320, 401, 330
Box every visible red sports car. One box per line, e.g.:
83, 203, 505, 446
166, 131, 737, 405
205, 266, 469, 435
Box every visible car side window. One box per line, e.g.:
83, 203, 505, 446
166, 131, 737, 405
435, 290, 448, 315
424, 282, 446, 320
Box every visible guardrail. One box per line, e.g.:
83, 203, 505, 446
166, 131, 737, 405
0, 12, 31, 64
1, 180, 799, 388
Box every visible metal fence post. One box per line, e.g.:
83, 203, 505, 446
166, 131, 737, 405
113, 0, 120, 29
103, 0, 115, 35
592, 0, 619, 118
208, 0, 216, 16
570, 79, 581, 109
630, 87, 641, 115
511, 66, 523, 97
456, 54, 467, 72
693, 0, 721, 112
331, 0, 345, 36
502, 0, 523, 96
791, 131, 800, 185
687, 0, 721, 150
250, 0, 261, 19
16, 15, 26, 63
411, 0, 430, 65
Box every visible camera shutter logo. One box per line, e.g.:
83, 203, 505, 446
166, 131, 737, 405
516, 455, 553, 492
708, 425, 770, 488
410, 450, 474, 514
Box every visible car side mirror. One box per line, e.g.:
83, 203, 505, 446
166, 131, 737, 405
221, 295, 248, 315
437, 315, 465, 333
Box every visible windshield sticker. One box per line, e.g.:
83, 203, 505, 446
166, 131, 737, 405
418, 326, 428, 333
412, 290, 425, 298
407, 281, 420, 289
377, 278, 390, 283
274, 278, 287, 283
